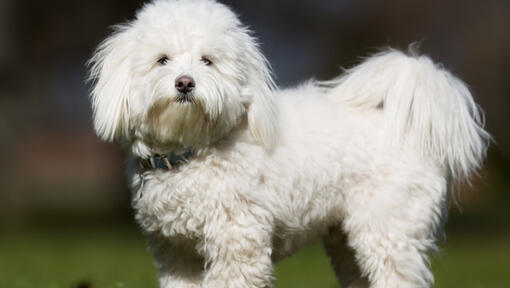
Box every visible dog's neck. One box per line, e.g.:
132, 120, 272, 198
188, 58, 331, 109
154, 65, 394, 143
128, 138, 196, 170
137, 149, 194, 171
129, 117, 254, 171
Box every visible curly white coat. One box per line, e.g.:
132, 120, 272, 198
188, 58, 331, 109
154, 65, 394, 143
89, 0, 490, 287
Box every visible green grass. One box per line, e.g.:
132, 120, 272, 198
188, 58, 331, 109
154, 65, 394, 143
1, 228, 509, 288
0, 228, 158, 288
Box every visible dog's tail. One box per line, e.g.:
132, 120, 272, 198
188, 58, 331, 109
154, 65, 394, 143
326, 48, 490, 182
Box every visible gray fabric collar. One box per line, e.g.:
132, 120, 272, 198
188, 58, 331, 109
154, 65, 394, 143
138, 150, 194, 170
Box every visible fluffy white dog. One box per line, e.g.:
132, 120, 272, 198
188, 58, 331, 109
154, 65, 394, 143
89, 0, 490, 287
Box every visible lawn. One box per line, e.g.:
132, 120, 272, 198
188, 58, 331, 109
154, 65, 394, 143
1, 227, 509, 288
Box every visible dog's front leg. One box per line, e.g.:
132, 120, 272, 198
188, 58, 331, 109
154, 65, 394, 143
200, 220, 274, 288
147, 235, 205, 288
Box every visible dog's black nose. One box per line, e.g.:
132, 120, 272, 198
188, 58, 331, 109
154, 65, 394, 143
175, 75, 195, 94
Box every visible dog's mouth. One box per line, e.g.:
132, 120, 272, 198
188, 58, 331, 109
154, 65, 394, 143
175, 92, 195, 104
147, 95, 207, 128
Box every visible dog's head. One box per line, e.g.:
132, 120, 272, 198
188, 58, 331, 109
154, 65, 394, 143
89, 0, 277, 155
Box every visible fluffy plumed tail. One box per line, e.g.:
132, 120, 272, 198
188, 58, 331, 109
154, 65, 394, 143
328, 49, 490, 182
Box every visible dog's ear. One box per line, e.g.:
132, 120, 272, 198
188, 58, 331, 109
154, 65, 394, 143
88, 25, 133, 142
241, 33, 278, 150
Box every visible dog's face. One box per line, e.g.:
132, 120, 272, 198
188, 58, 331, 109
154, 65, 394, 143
89, 0, 277, 155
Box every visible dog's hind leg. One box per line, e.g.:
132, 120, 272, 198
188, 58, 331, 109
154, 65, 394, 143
323, 225, 370, 288
339, 172, 447, 288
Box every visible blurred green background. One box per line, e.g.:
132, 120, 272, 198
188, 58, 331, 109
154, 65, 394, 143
1, 0, 509, 287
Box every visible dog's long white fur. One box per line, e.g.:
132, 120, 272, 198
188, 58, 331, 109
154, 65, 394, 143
89, 1, 489, 287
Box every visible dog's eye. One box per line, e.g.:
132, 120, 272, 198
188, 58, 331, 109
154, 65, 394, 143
201, 56, 213, 66
157, 56, 169, 65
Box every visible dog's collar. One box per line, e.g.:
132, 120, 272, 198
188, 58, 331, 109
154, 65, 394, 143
138, 150, 194, 171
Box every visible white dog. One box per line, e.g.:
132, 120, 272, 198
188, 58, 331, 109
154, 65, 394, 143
89, 0, 490, 287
